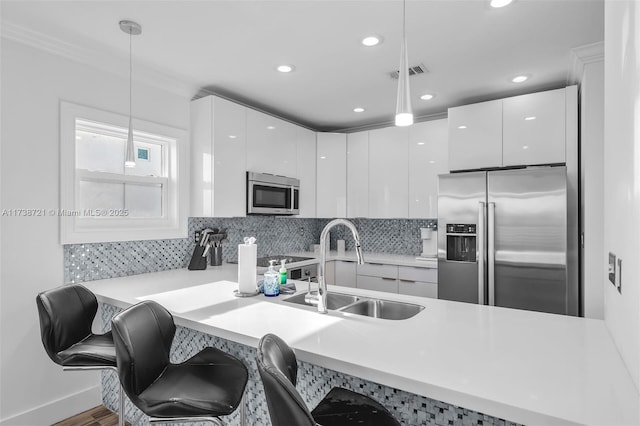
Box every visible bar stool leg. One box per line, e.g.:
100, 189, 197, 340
239, 391, 246, 426
118, 383, 125, 426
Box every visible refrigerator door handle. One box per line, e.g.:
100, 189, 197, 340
488, 202, 496, 306
477, 201, 486, 305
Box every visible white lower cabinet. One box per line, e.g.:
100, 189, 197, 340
356, 263, 398, 293
357, 275, 399, 293
398, 266, 437, 298
324, 261, 336, 285
334, 260, 357, 287
330, 260, 437, 298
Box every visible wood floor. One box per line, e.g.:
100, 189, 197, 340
52, 406, 130, 426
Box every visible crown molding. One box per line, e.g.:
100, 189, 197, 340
1, 21, 198, 99
567, 41, 605, 86
332, 111, 449, 134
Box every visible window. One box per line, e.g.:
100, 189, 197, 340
61, 102, 188, 243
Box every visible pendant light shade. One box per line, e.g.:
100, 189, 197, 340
395, 0, 413, 127
120, 20, 141, 168
125, 117, 135, 168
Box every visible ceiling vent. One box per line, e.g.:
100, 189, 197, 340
389, 63, 428, 79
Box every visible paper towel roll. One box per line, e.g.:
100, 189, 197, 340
420, 227, 433, 240
237, 243, 257, 294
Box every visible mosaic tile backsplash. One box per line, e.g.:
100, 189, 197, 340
100, 303, 520, 426
64, 217, 436, 284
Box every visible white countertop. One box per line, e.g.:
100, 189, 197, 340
83, 266, 638, 426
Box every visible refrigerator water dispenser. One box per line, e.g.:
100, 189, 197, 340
445, 224, 476, 262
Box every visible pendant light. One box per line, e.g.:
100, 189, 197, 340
395, 0, 413, 127
120, 20, 142, 168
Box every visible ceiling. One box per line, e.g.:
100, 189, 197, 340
1, 0, 604, 132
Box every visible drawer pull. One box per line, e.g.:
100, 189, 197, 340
382, 277, 396, 281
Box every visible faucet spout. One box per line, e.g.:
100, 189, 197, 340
316, 219, 364, 313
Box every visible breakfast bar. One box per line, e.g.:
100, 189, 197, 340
83, 267, 639, 426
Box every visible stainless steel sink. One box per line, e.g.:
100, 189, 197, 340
340, 299, 425, 320
283, 292, 360, 310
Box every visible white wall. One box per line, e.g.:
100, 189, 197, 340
0, 39, 191, 424
603, 0, 640, 390
580, 60, 605, 319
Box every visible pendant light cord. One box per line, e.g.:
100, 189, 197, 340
129, 29, 132, 124
403, 0, 406, 40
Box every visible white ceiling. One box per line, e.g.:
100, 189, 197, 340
1, 0, 603, 132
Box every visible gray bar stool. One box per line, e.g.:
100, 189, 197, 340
257, 333, 401, 426
36, 284, 125, 426
111, 300, 248, 425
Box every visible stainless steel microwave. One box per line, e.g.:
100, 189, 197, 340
247, 172, 299, 215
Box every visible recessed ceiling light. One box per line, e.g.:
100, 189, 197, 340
362, 36, 382, 47
353, 107, 365, 113
523, 145, 529, 150
524, 116, 537, 121
420, 93, 435, 101
490, 0, 513, 8
320, 156, 327, 160
511, 75, 529, 83
228, 135, 237, 139
266, 126, 275, 130
428, 160, 436, 164
458, 125, 468, 129
417, 142, 425, 146
276, 65, 295, 73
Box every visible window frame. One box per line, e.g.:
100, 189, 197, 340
60, 101, 188, 244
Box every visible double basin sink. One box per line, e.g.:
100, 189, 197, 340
283, 291, 424, 320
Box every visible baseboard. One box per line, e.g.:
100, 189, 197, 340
0, 385, 101, 426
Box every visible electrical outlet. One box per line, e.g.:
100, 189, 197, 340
194, 230, 201, 243
299, 227, 304, 236
608, 252, 616, 286
617, 258, 622, 294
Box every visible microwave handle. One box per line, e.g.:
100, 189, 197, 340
289, 186, 294, 211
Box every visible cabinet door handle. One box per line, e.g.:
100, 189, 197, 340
381, 277, 396, 281
399, 279, 417, 283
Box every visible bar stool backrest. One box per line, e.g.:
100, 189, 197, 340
256, 333, 316, 426
111, 300, 175, 397
36, 284, 98, 365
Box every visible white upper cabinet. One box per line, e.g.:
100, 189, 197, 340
448, 87, 574, 171
296, 127, 317, 218
408, 119, 449, 218
448, 99, 503, 171
246, 109, 297, 178
368, 126, 409, 218
502, 88, 566, 167
191, 96, 247, 217
347, 131, 369, 218
316, 133, 347, 218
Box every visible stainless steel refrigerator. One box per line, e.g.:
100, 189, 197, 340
437, 166, 579, 315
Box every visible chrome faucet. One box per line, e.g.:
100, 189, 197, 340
306, 219, 364, 313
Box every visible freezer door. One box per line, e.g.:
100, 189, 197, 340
487, 167, 568, 314
437, 172, 487, 303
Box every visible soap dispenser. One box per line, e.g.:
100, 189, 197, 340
263, 260, 280, 297
279, 259, 287, 285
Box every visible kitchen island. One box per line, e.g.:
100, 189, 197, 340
84, 266, 638, 426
